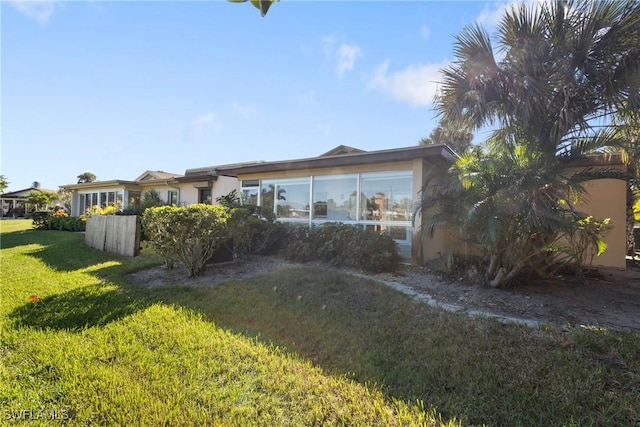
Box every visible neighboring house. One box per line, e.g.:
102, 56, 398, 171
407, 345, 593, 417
61, 171, 182, 217
1, 187, 58, 218
221, 144, 457, 261
61, 167, 247, 217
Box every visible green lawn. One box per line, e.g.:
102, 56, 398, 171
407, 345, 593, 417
0, 220, 450, 426
2, 219, 639, 426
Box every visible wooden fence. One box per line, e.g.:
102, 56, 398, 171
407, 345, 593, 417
85, 215, 141, 257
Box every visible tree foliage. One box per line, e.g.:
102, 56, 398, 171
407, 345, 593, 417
419, 143, 611, 287
143, 205, 230, 277
437, 0, 640, 160
608, 106, 640, 254
26, 190, 56, 210
419, 121, 473, 154
228, 0, 277, 17
0, 175, 9, 194
77, 172, 97, 184
421, 0, 638, 286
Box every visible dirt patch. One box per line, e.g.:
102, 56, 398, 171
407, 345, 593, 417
127, 256, 640, 333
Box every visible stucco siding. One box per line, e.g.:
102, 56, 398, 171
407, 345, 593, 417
575, 178, 627, 269
213, 176, 241, 202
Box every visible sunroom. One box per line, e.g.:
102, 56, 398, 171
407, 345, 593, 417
221, 144, 456, 262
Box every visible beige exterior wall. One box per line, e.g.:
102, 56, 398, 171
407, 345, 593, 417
179, 185, 201, 206
574, 178, 627, 269
139, 184, 180, 204
176, 177, 241, 206
213, 176, 241, 201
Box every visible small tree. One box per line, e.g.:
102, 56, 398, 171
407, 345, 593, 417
26, 190, 55, 211
0, 175, 8, 193
417, 143, 611, 287
31, 181, 41, 189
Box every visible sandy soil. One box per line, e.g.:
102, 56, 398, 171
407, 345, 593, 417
127, 256, 640, 333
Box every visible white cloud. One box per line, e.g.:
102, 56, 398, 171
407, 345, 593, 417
476, 0, 548, 29
336, 44, 362, 80
367, 59, 448, 107
419, 25, 431, 41
9, 0, 58, 24
475, 1, 512, 28
186, 112, 220, 141
320, 34, 362, 80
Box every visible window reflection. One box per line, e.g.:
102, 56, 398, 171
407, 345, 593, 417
360, 171, 412, 222
313, 175, 357, 221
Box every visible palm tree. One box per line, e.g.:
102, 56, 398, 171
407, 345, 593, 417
420, 141, 608, 287
436, 0, 640, 160
419, 0, 639, 286
419, 120, 473, 154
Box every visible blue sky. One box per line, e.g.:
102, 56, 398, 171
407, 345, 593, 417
2, 0, 513, 192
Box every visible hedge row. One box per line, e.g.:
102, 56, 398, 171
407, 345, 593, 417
283, 222, 401, 273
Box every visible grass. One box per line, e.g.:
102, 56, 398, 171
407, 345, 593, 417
2, 220, 640, 426
1, 220, 450, 426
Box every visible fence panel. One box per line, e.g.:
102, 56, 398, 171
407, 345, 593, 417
85, 216, 140, 257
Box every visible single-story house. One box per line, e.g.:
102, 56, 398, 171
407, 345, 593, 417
1, 187, 59, 218
58, 144, 627, 269
219, 144, 627, 269
61, 168, 243, 217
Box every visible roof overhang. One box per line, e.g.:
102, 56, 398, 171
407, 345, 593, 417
219, 144, 456, 176
60, 180, 138, 191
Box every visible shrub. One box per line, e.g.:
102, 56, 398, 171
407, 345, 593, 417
225, 205, 285, 259
283, 222, 400, 273
88, 205, 118, 216
32, 211, 86, 232
216, 191, 286, 259
143, 204, 230, 277
120, 189, 167, 216
48, 215, 86, 232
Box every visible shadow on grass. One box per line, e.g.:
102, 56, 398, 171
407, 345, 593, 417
9, 284, 151, 331
24, 235, 124, 273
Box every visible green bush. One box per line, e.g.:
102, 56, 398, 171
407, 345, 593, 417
31, 211, 50, 230
32, 211, 86, 232
225, 205, 285, 259
48, 216, 86, 232
284, 222, 400, 273
143, 204, 229, 277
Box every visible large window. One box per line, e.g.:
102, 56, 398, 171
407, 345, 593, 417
242, 170, 413, 256
78, 191, 124, 214
360, 171, 413, 222
241, 180, 259, 206
247, 171, 412, 224
312, 174, 357, 221
262, 178, 310, 219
